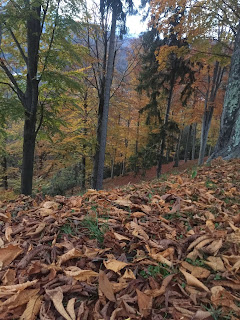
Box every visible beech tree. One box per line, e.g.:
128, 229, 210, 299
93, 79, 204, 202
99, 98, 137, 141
210, 22, 240, 160
0, 0, 85, 195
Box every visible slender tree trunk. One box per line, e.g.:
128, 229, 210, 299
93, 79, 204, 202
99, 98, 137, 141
81, 92, 88, 190
198, 108, 213, 165
191, 123, 197, 160
184, 124, 192, 163
1, 155, 8, 190
198, 61, 225, 166
93, 7, 117, 190
157, 71, 175, 178
209, 22, 240, 161
21, 5, 41, 195
111, 148, 116, 179
173, 129, 182, 167
21, 114, 37, 195
208, 145, 212, 156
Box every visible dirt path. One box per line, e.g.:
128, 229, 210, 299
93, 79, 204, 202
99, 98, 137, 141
103, 158, 200, 190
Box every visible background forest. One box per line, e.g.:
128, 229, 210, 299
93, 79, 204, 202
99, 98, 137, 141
0, 0, 239, 198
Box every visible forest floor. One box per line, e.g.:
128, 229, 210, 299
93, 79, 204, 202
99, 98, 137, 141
103, 159, 201, 190
0, 158, 240, 319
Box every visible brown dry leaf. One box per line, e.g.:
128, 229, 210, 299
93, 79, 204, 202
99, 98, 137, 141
187, 235, 210, 252
0, 280, 38, 295
111, 282, 128, 293
114, 198, 132, 207
46, 287, 73, 320
130, 221, 149, 241
38, 208, 54, 217
103, 259, 128, 273
206, 220, 215, 231
5, 226, 12, 242
66, 298, 76, 320
144, 274, 174, 297
20, 294, 43, 320
42, 201, 59, 210
120, 269, 136, 281
180, 268, 209, 292
0, 288, 39, 310
211, 286, 240, 312
202, 239, 222, 255
27, 222, 46, 236
2, 268, 16, 285
192, 310, 212, 320
181, 261, 210, 279
64, 266, 98, 283
57, 248, 82, 266
0, 237, 4, 248
204, 256, 225, 272
99, 270, 115, 302
113, 232, 130, 241
136, 289, 152, 317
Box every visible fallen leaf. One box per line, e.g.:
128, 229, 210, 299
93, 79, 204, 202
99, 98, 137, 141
46, 287, 73, 320
20, 294, 43, 320
99, 270, 115, 302
136, 289, 152, 317
0, 244, 22, 268
180, 268, 209, 292
103, 259, 128, 273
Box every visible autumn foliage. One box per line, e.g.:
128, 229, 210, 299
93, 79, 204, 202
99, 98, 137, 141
0, 159, 240, 319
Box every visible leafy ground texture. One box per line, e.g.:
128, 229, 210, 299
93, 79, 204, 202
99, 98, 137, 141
0, 158, 240, 320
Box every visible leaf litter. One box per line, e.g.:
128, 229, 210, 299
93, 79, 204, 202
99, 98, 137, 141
0, 158, 240, 319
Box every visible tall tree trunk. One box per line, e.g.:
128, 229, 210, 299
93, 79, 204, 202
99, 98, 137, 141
81, 92, 88, 190
156, 71, 175, 178
1, 155, 8, 190
92, 7, 117, 190
198, 61, 225, 166
209, 22, 240, 161
21, 5, 41, 195
21, 114, 37, 195
173, 129, 182, 167
184, 125, 192, 163
191, 123, 197, 160
198, 107, 213, 165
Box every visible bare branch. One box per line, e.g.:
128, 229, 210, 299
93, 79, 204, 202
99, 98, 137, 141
7, 26, 28, 64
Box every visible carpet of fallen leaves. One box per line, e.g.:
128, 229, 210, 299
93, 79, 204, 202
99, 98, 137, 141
0, 158, 240, 320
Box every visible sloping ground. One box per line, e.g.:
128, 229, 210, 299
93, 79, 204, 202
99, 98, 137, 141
103, 159, 201, 190
0, 158, 240, 320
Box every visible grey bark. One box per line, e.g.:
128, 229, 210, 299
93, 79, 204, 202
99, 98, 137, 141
92, 6, 117, 190
184, 124, 192, 162
191, 123, 197, 160
209, 22, 240, 161
173, 129, 182, 167
198, 61, 225, 165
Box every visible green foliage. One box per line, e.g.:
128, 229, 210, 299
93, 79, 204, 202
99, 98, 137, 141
81, 215, 109, 244
139, 263, 171, 279
41, 163, 83, 196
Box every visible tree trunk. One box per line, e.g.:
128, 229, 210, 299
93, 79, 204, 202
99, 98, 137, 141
81, 92, 88, 190
191, 123, 197, 160
156, 71, 175, 178
111, 148, 116, 179
184, 125, 192, 162
198, 60, 225, 165
1, 155, 8, 190
21, 114, 37, 195
21, 5, 41, 195
173, 129, 182, 167
209, 22, 240, 161
92, 7, 117, 190
198, 107, 213, 165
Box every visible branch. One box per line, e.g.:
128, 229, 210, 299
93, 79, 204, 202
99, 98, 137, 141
0, 59, 25, 104
40, 0, 50, 37
0, 81, 18, 94
7, 26, 28, 64
35, 102, 44, 135
40, 0, 60, 80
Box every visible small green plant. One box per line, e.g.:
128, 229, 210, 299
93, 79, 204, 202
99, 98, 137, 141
163, 212, 181, 220
60, 223, 75, 236
205, 179, 217, 190
139, 263, 171, 279
185, 258, 205, 267
214, 273, 222, 280
191, 169, 197, 179
81, 215, 108, 244
203, 304, 236, 320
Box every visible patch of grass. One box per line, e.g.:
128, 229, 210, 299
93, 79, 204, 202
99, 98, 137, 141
205, 179, 217, 190
163, 212, 181, 220
139, 263, 171, 279
185, 258, 206, 267
204, 304, 237, 320
60, 222, 75, 236
81, 215, 108, 244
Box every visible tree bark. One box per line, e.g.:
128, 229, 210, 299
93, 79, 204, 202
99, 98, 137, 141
209, 22, 240, 161
184, 124, 192, 163
156, 71, 175, 178
198, 61, 225, 166
1, 155, 8, 190
93, 6, 117, 190
173, 129, 182, 167
191, 123, 197, 160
